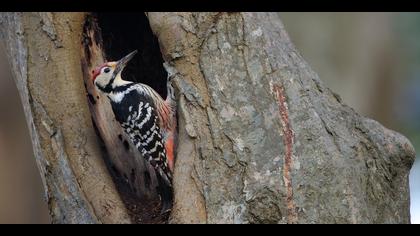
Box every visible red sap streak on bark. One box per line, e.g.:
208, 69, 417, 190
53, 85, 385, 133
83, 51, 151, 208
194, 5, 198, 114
273, 84, 297, 224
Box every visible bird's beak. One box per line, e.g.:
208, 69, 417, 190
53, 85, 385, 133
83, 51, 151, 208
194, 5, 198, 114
115, 50, 138, 74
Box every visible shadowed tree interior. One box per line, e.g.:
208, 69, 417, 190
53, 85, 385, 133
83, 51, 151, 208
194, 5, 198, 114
96, 12, 168, 98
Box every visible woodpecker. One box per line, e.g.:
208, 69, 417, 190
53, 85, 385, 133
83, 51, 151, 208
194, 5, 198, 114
91, 50, 176, 213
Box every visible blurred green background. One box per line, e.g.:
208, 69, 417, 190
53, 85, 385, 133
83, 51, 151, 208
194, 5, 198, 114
0, 12, 418, 223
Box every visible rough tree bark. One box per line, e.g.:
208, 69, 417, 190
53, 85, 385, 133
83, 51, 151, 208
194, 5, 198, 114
0, 12, 416, 224
0, 12, 132, 224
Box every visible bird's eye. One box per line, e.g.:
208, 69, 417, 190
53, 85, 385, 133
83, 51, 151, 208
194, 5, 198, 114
104, 67, 111, 73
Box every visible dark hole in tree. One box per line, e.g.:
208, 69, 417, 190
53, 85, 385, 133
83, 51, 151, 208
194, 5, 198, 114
84, 12, 171, 224
95, 12, 168, 99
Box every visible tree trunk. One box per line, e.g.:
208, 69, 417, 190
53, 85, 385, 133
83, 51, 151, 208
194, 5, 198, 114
0, 12, 131, 223
0, 12, 416, 224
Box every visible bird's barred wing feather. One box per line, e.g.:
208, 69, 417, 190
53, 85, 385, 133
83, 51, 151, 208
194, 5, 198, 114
135, 84, 174, 131
119, 100, 172, 186
110, 85, 173, 186
134, 83, 177, 172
